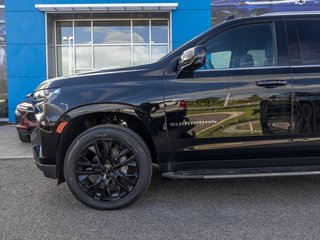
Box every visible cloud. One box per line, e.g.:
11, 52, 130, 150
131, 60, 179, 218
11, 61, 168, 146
94, 46, 131, 69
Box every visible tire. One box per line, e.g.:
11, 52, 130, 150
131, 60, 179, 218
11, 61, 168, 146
18, 133, 30, 142
64, 124, 152, 210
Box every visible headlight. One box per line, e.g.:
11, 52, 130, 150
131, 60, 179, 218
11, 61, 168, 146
32, 88, 61, 106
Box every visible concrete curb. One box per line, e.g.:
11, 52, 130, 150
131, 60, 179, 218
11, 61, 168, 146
0, 157, 34, 160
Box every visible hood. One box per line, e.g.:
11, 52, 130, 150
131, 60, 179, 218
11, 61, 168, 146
76, 64, 150, 76
35, 76, 66, 91
35, 62, 163, 91
62, 62, 164, 88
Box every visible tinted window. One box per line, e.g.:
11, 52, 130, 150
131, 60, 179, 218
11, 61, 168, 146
294, 20, 320, 65
201, 23, 276, 70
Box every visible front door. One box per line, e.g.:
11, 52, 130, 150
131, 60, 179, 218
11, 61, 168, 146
163, 20, 294, 170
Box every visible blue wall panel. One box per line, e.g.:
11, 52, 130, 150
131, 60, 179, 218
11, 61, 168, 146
6, 44, 47, 78
6, 12, 45, 45
7, 77, 45, 120
5, 0, 44, 12
6, 0, 46, 121
172, 9, 211, 49
172, 0, 211, 48
6, 0, 212, 122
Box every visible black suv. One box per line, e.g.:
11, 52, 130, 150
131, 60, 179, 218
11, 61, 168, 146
31, 12, 320, 209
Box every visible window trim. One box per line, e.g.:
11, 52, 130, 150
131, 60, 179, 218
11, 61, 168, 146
196, 65, 291, 73
291, 64, 320, 69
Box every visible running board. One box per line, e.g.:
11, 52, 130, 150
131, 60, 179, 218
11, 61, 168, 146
162, 166, 320, 180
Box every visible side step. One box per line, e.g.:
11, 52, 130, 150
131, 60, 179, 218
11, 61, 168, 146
162, 165, 320, 180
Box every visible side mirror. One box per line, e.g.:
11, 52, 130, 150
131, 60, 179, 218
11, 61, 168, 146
178, 45, 207, 75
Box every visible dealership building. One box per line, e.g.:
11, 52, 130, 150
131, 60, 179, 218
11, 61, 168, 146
1, 0, 318, 122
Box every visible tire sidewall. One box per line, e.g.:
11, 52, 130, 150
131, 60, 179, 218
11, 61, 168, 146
64, 125, 152, 210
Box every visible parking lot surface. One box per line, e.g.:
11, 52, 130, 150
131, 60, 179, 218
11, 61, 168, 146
1, 159, 320, 240
0, 125, 33, 159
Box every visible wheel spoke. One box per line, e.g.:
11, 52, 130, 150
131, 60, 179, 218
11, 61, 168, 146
115, 148, 130, 161
118, 170, 135, 185
125, 173, 138, 178
77, 162, 96, 167
76, 169, 101, 175
80, 154, 92, 163
78, 153, 100, 168
92, 177, 103, 196
84, 184, 95, 192
116, 185, 121, 198
117, 142, 124, 152
100, 184, 107, 200
78, 177, 94, 188
102, 140, 110, 158
93, 141, 102, 159
111, 175, 130, 193
115, 155, 136, 168
100, 178, 111, 200
106, 186, 113, 200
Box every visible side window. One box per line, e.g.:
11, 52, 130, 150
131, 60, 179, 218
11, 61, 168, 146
200, 23, 277, 70
294, 20, 320, 65
210, 51, 232, 68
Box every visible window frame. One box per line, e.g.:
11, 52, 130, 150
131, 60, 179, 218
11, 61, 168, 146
196, 21, 279, 72
54, 17, 171, 77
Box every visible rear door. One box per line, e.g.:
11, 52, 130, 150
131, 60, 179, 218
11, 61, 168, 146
285, 17, 320, 162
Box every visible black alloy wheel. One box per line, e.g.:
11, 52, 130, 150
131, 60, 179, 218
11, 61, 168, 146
76, 138, 139, 201
64, 124, 152, 210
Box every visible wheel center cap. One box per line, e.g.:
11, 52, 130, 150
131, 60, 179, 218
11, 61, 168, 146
104, 164, 112, 172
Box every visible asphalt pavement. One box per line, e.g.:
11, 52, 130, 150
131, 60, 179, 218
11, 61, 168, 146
2, 158, 320, 240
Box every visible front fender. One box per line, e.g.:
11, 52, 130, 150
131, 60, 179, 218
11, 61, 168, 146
56, 102, 151, 129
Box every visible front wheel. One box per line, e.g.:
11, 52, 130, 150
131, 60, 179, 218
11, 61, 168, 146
64, 124, 152, 210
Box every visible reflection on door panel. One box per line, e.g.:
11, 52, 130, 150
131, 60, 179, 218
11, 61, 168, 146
293, 92, 320, 134
260, 92, 292, 134
181, 92, 261, 138
292, 75, 320, 135
289, 20, 320, 135
166, 75, 292, 139
165, 76, 231, 140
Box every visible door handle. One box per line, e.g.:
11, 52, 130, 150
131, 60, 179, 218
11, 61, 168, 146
256, 80, 287, 88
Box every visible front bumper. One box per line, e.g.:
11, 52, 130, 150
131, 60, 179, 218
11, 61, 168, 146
31, 126, 58, 179
34, 160, 57, 179
15, 110, 38, 133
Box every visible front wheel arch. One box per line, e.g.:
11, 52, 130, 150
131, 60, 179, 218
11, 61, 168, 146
56, 111, 158, 184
